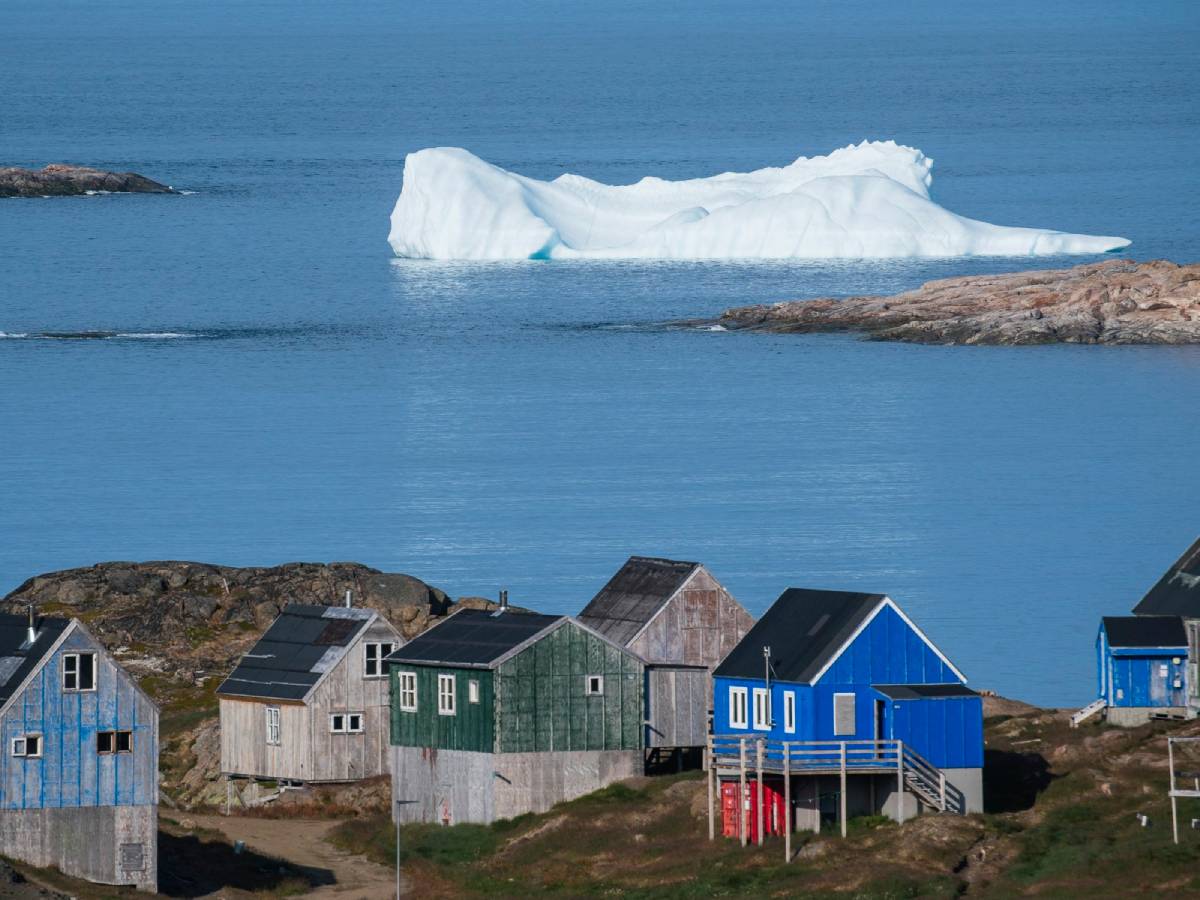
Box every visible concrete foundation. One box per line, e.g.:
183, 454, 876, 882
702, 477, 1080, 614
0, 804, 156, 892
1106, 706, 1192, 727
391, 746, 642, 825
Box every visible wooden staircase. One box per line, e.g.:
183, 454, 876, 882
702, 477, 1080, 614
1070, 697, 1107, 728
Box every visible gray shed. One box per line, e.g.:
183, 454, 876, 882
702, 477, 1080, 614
217, 603, 403, 788
578, 556, 754, 751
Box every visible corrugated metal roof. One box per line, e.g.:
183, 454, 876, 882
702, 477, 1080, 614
1132, 537, 1200, 617
874, 683, 979, 700
577, 556, 699, 646
386, 608, 563, 668
1102, 615, 1187, 648
714, 588, 885, 683
0, 613, 71, 705
217, 603, 374, 701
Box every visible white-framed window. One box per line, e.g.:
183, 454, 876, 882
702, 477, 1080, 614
63, 652, 97, 692
752, 688, 771, 730
330, 712, 364, 734
468, 680, 480, 704
364, 642, 394, 679
833, 693, 856, 736
729, 686, 748, 729
586, 675, 604, 696
12, 734, 42, 758
265, 706, 281, 745
784, 691, 796, 734
397, 671, 418, 712
437, 674, 456, 716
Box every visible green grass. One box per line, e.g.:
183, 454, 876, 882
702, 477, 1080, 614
328, 815, 504, 869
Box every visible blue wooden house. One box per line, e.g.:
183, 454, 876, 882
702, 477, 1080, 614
0, 611, 158, 891
708, 588, 982, 842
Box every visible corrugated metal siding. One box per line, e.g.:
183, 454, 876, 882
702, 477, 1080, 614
1107, 651, 1187, 708
0, 627, 157, 810
389, 665, 494, 753
495, 622, 642, 753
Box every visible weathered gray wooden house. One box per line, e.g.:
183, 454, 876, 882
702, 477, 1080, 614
387, 607, 644, 824
0, 611, 158, 891
578, 556, 754, 754
217, 603, 403, 794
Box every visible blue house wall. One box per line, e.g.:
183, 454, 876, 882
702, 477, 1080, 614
0, 626, 158, 810
714, 602, 982, 769
1096, 624, 1187, 709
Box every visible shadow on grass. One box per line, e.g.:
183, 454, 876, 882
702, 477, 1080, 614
158, 829, 333, 898
984, 748, 1054, 813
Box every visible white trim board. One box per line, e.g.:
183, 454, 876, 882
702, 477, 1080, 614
807, 596, 968, 686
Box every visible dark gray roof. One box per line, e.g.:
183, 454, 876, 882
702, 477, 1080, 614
714, 588, 885, 683
577, 556, 700, 646
217, 603, 375, 701
387, 608, 563, 668
1132, 538, 1200, 617
874, 683, 979, 700
0, 614, 71, 706
1103, 615, 1187, 649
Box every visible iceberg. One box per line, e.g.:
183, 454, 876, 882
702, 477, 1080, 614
387, 142, 1130, 261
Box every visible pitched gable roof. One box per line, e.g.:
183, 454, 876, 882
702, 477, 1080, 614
577, 556, 700, 646
217, 603, 378, 701
1102, 615, 1187, 648
387, 608, 564, 668
714, 588, 886, 683
0, 613, 71, 706
1132, 537, 1200, 617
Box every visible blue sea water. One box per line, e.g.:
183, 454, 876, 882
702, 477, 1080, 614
1, 0, 1197, 706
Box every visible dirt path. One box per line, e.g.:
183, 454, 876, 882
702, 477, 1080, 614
192, 815, 403, 899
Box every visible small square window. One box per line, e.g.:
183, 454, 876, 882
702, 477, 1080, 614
63, 652, 97, 692
365, 642, 394, 679
98, 731, 115, 754
468, 680, 480, 704
116, 731, 132, 753
15, 735, 42, 758
11, 738, 26, 757
586, 675, 604, 696
347, 713, 363, 733
331, 714, 346, 733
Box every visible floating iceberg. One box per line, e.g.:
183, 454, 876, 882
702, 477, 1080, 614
387, 142, 1130, 261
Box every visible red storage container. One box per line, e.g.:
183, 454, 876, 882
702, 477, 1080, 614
720, 778, 788, 842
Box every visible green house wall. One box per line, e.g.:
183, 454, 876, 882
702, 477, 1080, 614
495, 622, 643, 753
388, 664, 494, 753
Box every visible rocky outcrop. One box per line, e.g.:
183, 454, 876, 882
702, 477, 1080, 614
717, 259, 1200, 344
0, 164, 174, 197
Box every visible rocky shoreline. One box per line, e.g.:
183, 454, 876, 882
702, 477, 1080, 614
0, 164, 174, 198
714, 259, 1200, 345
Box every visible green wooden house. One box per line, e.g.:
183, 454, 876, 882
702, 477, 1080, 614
386, 607, 644, 824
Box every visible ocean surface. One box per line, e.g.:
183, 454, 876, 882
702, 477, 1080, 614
2, 0, 1197, 706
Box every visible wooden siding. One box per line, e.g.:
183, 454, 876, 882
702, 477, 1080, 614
495, 621, 642, 754
220, 616, 400, 782
0, 625, 158, 811
389, 666, 495, 753
645, 666, 709, 748
628, 566, 753, 668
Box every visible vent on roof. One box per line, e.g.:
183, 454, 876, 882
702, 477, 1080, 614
806, 613, 831, 637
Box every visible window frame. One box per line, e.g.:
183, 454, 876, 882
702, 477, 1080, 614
437, 673, 456, 716
397, 671, 418, 712
330, 713, 346, 733
783, 691, 796, 734
833, 692, 856, 737
468, 679, 480, 704
330, 712, 364, 734
364, 641, 394, 679
585, 674, 604, 696
729, 686, 748, 729
63, 652, 97, 693
752, 687, 771, 730
265, 706, 281, 746
98, 730, 133, 754
12, 734, 42, 758
347, 713, 363, 733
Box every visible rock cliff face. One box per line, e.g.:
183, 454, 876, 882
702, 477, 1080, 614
718, 259, 1200, 344
0, 164, 174, 197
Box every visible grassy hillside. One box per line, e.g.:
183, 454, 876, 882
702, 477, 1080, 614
330, 704, 1200, 898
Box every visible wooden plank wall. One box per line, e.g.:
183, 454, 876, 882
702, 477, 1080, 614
0, 626, 158, 811
219, 697, 309, 780
389, 665, 494, 753
629, 566, 753, 668
495, 622, 643, 754
645, 666, 709, 748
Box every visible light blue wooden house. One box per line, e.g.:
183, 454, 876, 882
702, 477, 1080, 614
0, 611, 158, 891
708, 588, 982, 842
